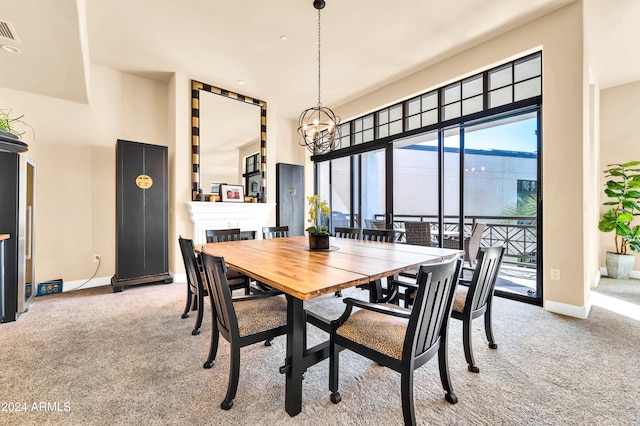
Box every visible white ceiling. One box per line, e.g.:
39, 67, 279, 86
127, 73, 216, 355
0, 0, 638, 118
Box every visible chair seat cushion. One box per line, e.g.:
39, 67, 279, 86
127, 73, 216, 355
227, 268, 246, 279
452, 285, 468, 313
234, 296, 287, 337
336, 303, 409, 360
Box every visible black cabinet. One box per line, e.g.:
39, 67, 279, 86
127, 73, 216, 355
276, 163, 305, 236
0, 235, 6, 322
0, 153, 19, 321
111, 140, 172, 292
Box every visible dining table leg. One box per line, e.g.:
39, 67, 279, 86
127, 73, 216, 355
284, 294, 305, 417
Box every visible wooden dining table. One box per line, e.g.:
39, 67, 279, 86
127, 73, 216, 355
198, 235, 461, 417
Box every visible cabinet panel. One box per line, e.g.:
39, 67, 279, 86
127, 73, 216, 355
276, 163, 304, 236
112, 140, 171, 292
0, 153, 18, 322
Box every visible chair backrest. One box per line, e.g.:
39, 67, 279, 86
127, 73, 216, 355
334, 227, 362, 239
404, 221, 434, 246
362, 228, 396, 242
206, 228, 242, 243
465, 245, 505, 316
178, 236, 202, 295
367, 219, 387, 230
240, 230, 256, 240
199, 251, 239, 340
262, 226, 289, 239
466, 223, 487, 266
405, 257, 462, 362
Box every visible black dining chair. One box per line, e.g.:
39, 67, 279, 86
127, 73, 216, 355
332, 227, 363, 297
206, 228, 242, 243
205, 228, 251, 295
178, 236, 206, 335
200, 251, 288, 410
239, 230, 256, 240
362, 228, 396, 242
334, 227, 362, 239
450, 245, 505, 373
361, 228, 398, 302
329, 257, 463, 425
262, 226, 289, 239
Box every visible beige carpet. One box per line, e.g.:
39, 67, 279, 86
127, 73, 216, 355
0, 277, 638, 425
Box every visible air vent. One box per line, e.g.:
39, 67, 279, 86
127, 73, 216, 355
0, 20, 21, 44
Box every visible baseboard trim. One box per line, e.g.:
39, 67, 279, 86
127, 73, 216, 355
63, 272, 183, 293
544, 299, 591, 319
63, 276, 112, 292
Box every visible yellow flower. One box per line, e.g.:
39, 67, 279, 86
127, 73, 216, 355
306, 195, 330, 235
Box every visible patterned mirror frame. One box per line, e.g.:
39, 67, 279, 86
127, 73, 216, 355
191, 79, 267, 202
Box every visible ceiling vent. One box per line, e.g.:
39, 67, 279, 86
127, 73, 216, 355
0, 20, 21, 44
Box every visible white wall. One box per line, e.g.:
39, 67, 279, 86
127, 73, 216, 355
599, 80, 640, 269
0, 65, 169, 287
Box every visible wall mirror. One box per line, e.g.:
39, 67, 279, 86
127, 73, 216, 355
191, 80, 266, 202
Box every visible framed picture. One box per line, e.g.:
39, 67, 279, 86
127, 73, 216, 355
220, 184, 244, 202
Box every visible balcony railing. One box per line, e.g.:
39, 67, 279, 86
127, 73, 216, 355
370, 214, 538, 268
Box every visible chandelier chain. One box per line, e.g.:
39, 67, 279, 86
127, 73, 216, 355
317, 7, 322, 108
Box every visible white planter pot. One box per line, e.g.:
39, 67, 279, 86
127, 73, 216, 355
605, 251, 635, 279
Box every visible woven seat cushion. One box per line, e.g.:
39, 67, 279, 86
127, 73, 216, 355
452, 285, 468, 313
336, 303, 410, 360
234, 296, 287, 337
201, 270, 246, 291
227, 268, 246, 279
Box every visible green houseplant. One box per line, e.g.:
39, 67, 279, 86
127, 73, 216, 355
306, 195, 330, 249
0, 109, 32, 140
598, 161, 640, 278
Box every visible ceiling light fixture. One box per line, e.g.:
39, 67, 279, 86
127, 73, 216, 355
297, 0, 340, 155
237, 80, 246, 85
1, 44, 21, 54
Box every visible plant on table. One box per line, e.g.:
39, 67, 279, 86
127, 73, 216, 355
306, 195, 330, 235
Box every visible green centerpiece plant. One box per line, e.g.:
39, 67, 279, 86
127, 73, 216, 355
306, 195, 330, 249
598, 161, 640, 278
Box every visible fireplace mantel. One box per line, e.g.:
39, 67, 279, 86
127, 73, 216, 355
186, 201, 276, 244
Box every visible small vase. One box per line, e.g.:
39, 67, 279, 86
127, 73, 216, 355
309, 233, 330, 250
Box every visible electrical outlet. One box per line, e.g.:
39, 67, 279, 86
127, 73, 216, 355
550, 269, 561, 280
93, 254, 100, 263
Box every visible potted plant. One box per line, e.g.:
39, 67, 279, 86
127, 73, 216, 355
598, 161, 640, 279
306, 194, 330, 250
0, 109, 32, 140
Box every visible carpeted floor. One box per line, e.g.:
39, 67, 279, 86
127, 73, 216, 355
0, 277, 638, 425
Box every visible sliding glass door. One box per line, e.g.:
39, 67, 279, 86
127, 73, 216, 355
392, 131, 438, 239
463, 111, 540, 302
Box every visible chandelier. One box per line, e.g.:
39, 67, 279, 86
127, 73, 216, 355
298, 0, 341, 155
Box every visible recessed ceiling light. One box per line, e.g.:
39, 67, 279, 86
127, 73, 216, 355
280, 35, 287, 41
1, 44, 21, 54
237, 80, 245, 85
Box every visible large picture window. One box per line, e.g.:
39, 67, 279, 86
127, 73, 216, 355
313, 52, 543, 306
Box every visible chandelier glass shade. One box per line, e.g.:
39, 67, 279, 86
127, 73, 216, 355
298, 0, 341, 155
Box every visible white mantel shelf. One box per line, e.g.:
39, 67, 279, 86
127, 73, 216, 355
186, 201, 276, 244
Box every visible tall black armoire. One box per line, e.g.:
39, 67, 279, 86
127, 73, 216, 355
276, 163, 305, 236
111, 140, 172, 292
0, 134, 32, 323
